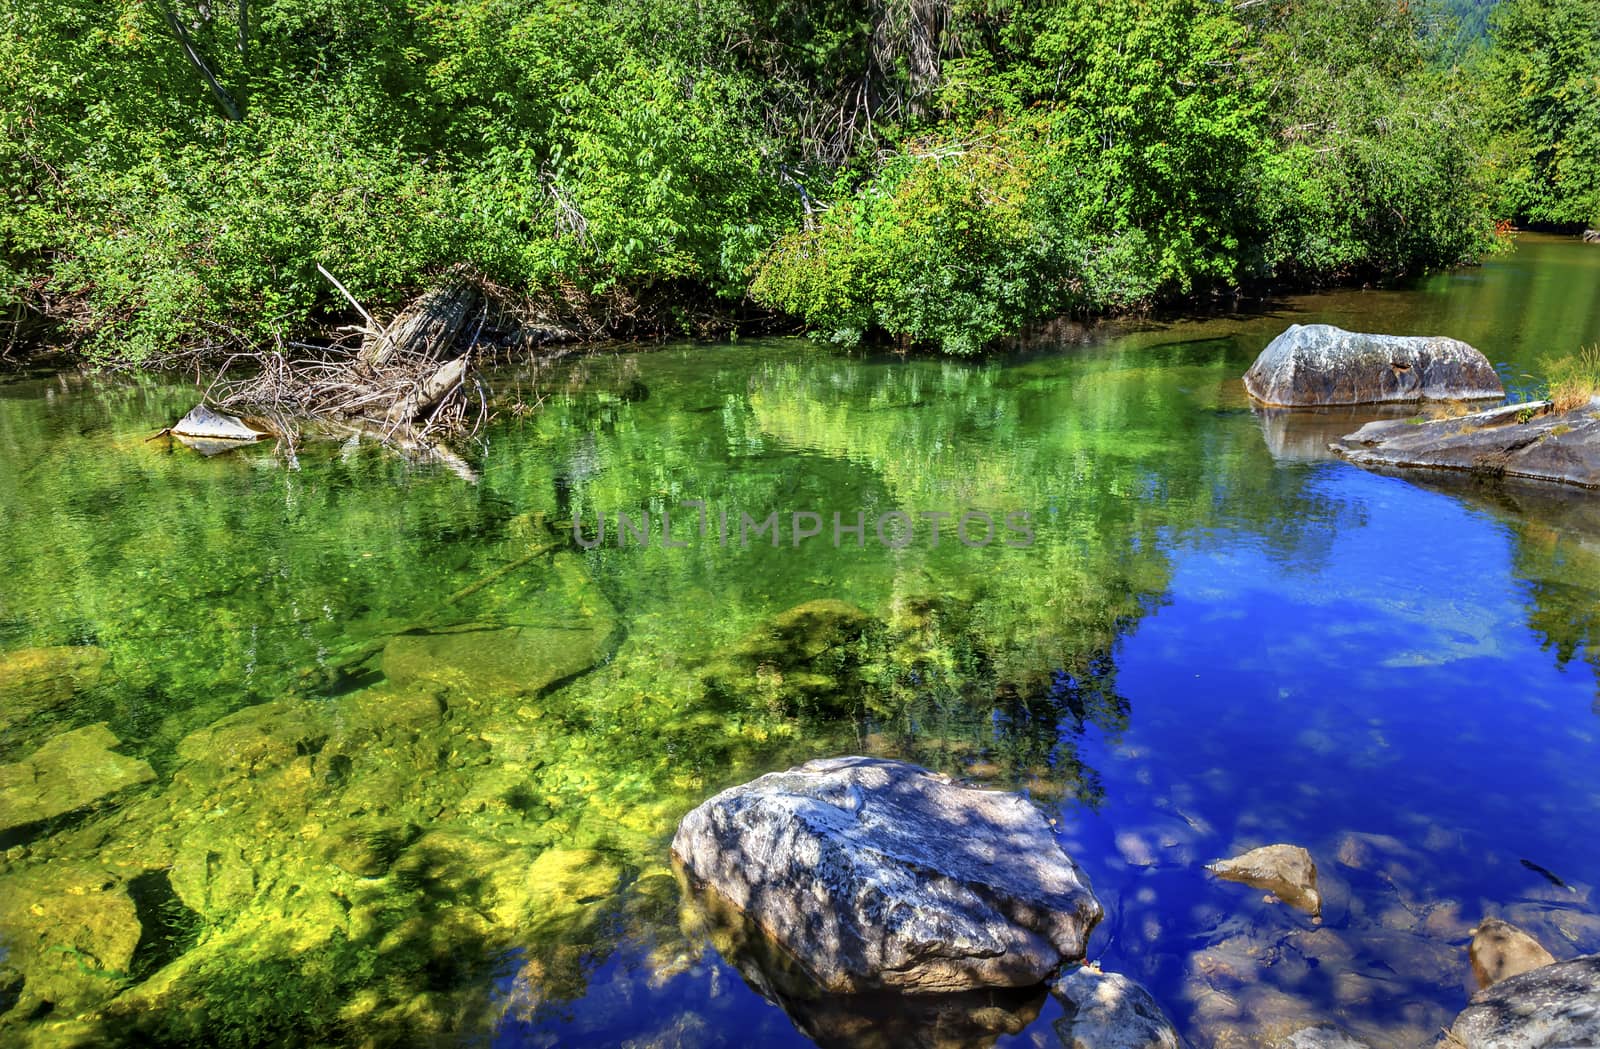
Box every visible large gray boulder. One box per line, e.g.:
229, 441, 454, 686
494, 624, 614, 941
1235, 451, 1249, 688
1331, 399, 1600, 490
671, 756, 1103, 994
1450, 954, 1600, 1048
1244, 324, 1503, 407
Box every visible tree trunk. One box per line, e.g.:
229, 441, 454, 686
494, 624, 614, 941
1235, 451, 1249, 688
361, 280, 480, 368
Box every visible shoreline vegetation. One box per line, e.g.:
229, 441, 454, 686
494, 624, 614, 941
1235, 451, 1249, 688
2, 0, 1597, 371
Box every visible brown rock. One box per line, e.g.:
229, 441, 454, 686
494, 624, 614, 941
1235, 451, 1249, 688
1209, 844, 1322, 917
1470, 918, 1556, 989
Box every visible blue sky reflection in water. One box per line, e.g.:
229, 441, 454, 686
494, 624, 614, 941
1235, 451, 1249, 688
1, 236, 1599, 1048
502, 236, 1600, 1048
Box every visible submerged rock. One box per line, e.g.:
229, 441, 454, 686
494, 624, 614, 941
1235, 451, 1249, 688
0, 864, 142, 1013
0, 723, 155, 840
1273, 1025, 1375, 1049
701, 599, 877, 715
316, 817, 420, 878
383, 618, 615, 700
1208, 844, 1321, 917
1053, 967, 1185, 1049
1331, 399, 1600, 490
1450, 953, 1600, 1048
169, 837, 258, 918
0, 645, 109, 734
671, 756, 1102, 994
1243, 324, 1503, 407
1471, 918, 1557, 989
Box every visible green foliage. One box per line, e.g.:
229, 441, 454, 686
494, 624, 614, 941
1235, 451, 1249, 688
1544, 345, 1600, 411
0, 0, 1560, 359
752, 0, 1496, 352
1481, 0, 1600, 228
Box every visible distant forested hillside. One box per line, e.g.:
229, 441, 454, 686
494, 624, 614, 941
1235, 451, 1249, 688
1445, 0, 1500, 39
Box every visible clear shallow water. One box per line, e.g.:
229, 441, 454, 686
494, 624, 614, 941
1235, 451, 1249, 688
1, 234, 1599, 1047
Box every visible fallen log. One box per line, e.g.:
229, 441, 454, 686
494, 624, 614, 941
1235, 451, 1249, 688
361, 277, 479, 368
386, 355, 467, 428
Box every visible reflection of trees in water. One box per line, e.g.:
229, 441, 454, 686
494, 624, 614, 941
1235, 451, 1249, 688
1441, 480, 1600, 702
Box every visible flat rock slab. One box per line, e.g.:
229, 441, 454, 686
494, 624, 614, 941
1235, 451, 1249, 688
1451, 954, 1600, 1048
1274, 1026, 1375, 1049
1331, 400, 1600, 490
0, 723, 155, 838
0, 645, 108, 733
1244, 324, 1503, 407
671, 756, 1103, 994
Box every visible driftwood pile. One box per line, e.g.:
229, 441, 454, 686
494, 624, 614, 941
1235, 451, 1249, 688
171, 268, 508, 477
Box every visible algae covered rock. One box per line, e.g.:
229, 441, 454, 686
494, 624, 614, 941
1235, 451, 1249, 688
1471, 918, 1557, 990
173, 699, 330, 780
701, 599, 878, 714
0, 723, 155, 840
1243, 324, 1503, 407
316, 817, 420, 878
169, 837, 259, 917
1208, 843, 1322, 917
1450, 954, 1600, 1049
672, 756, 1102, 994
0, 645, 109, 733
383, 621, 613, 699
0, 863, 142, 1013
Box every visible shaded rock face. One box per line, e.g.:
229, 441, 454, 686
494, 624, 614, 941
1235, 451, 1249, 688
1243, 324, 1503, 407
0, 724, 155, 842
1331, 399, 1600, 490
1208, 844, 1321, 917
1451, 954, 1600, 1049
1472, 919, 1557, 989
671, 756, 1102, 994
1053, 968, 1184, 1049
677, 867, 1047, 1049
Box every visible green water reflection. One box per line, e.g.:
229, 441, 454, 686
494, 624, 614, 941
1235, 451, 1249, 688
0, 234, 1597, 1046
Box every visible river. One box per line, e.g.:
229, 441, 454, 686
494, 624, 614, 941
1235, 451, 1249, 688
0, 234, 1598, 1047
